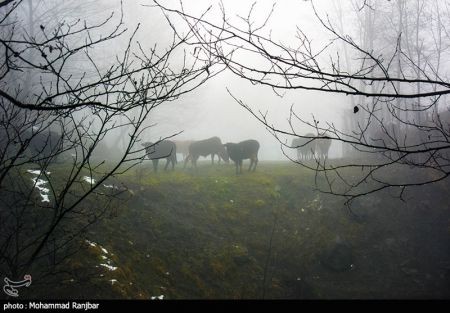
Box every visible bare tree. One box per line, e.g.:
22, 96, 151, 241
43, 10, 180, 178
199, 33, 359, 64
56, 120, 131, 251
0, 0, 219, 283
155, 0, 450, 206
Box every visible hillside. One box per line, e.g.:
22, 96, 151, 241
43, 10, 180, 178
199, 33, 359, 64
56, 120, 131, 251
21, 161, 450, 299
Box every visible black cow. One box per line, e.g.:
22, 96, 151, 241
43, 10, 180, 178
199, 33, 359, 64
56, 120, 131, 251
142, 140, 177, 172
224, 139, 260, 174
184, 136, 229, 168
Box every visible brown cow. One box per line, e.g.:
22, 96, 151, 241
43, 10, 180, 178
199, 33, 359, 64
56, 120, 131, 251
173, 140, 194, 162
184, 137, 229, 168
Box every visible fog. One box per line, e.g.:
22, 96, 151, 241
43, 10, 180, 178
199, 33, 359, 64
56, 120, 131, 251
109, 0, 350, 160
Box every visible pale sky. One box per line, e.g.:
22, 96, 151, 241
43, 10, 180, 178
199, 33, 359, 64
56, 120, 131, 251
97, 1, 354, 159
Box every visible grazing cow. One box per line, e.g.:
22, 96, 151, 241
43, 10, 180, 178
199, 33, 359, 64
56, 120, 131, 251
184, 136, 229, 168
316, 137, 332, 159
173, 140, 194, 161
142, 140, 177, 172
292, 133, 317, 161
224, 139, 260, 174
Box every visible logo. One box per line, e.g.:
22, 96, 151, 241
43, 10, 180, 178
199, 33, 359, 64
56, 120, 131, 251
3, 275, 32, 297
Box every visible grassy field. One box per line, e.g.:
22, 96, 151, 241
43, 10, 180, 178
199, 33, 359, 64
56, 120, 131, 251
20, 161, 450, 299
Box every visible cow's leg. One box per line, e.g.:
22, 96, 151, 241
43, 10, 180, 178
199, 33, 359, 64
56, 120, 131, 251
152, 159, 158, 173
211, 154, 214, 165
184, 154, 190, 169
193, 155, 199, 168
235, 161, 239, 175
239, 160, 243, 174
253, 156, 258, 171
164, 158, 170, 171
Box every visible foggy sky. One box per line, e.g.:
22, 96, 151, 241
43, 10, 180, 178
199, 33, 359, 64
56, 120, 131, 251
63, 1, 362, 160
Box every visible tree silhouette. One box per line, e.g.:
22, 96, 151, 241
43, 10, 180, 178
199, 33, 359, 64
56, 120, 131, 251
0, 0, 219, 281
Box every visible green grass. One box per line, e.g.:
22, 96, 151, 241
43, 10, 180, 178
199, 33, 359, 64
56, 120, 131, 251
18, 161, 450, 299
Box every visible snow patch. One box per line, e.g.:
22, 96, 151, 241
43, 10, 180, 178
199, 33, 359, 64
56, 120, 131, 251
41, 194, 50, 203
100, 264, 117, 271
86, 239, 119, 273
82, 176, 96, 184
103, 184, 119, 189
27, 169, 51, 175
85, 240, 97, 247
28, 170, 51, 203
32, 178, 50, 193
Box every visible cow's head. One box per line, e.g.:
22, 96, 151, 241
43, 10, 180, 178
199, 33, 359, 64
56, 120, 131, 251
219, 146, 229, 163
